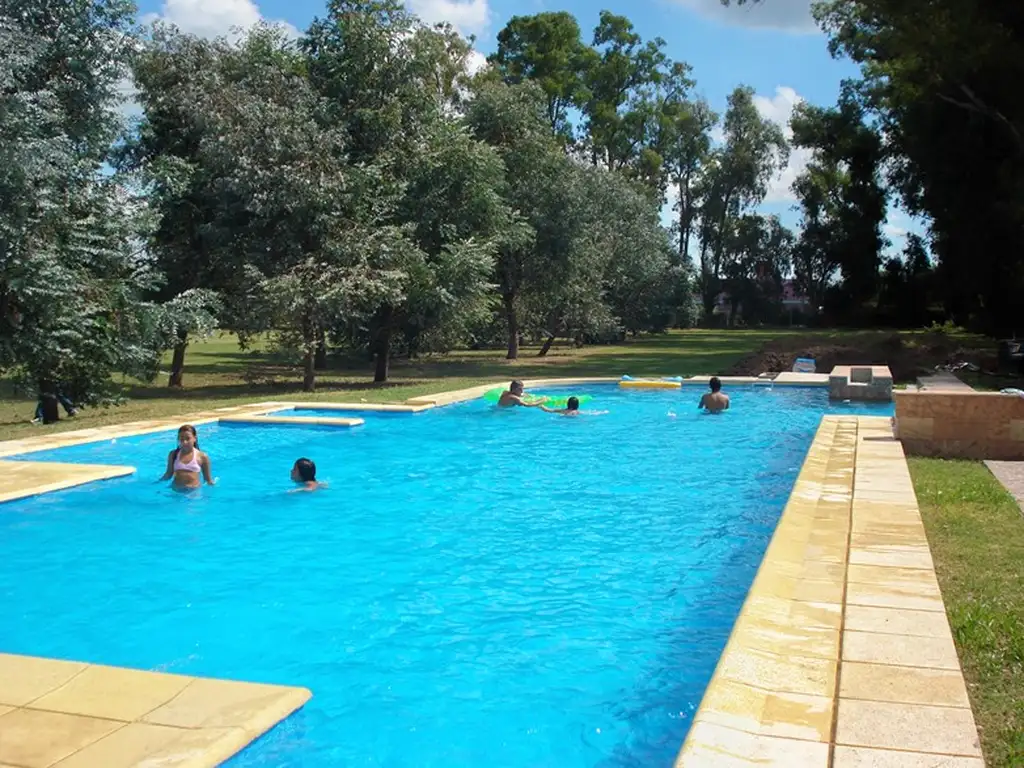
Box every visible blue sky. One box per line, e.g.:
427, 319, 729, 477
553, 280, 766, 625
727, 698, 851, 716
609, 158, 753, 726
135, 0, 925, 251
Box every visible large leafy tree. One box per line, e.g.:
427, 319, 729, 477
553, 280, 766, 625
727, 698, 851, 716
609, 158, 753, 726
488, 12, 590, 139
123, 28, 239, 387
790, 91, 887, 314
697, 85, 789, 318
0, 0, 176, 410
719, 214, 793, 325
661, 97, 717, 262
466, 81, 561, 360
727, 0, 1024, 332
792, 163, 845, 314
193, 26, 408, 391
815, 0, 1024, 332
304, 0, 503, 382
579, 12, 671, 176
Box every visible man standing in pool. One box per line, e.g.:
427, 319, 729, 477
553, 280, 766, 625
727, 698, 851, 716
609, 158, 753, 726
699, 377, 730, 414
497, 380, 545, 408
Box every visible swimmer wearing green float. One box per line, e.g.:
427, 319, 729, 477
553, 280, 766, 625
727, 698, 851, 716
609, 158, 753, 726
497, 380, 546, 408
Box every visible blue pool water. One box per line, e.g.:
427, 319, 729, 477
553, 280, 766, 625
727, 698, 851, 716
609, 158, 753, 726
0, 386, 892, 767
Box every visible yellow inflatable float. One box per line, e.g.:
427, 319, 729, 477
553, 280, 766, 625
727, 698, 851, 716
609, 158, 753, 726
618, 377, 682, 390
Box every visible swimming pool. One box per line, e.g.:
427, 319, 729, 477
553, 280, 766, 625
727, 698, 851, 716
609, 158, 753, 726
0, 385, 893, 767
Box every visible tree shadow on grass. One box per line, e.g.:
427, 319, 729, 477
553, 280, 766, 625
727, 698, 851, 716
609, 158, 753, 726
124, 378, 439, 402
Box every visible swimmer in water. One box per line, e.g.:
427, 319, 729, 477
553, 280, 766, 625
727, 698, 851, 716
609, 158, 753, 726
497, 380, 545, 409
290, 457, 326, 492
160, 424, 214, 490
540, 396, 582, 416
698, 376, 730, 414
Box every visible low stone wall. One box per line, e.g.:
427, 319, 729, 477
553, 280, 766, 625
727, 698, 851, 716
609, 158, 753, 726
894, 390, 1024, 459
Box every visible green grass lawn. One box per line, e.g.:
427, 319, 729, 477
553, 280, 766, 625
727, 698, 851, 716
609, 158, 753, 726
910, 458, 1024, 767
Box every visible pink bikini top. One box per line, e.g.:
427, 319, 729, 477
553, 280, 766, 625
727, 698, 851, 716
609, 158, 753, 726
173, 449, 201, 473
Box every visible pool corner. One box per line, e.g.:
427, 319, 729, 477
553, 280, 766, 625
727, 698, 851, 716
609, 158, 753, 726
0, 652, 311, 768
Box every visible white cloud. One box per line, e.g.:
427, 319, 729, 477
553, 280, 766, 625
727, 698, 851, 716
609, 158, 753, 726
407, 0, 490, 37
668, 0, 817, 33
465, 48, 488, 76
883, 223, 909, 240
145, 0, 298, 40
752, 86, 811, 203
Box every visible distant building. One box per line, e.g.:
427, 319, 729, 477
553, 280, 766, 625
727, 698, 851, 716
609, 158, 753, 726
713, 279, 811, 324
781, 280, 811, 313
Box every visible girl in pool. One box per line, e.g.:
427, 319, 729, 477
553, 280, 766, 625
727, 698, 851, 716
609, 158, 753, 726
160, 425, 214, 490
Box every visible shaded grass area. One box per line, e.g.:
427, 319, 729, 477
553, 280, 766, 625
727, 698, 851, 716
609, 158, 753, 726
910, 458, 1024, 767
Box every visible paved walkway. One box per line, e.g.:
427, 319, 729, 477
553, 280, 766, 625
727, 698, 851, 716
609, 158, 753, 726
915, 370, 976, 391
985, 461, 1024, 514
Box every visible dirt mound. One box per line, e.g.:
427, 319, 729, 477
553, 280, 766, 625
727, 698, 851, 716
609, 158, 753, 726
727, 332, 992, 383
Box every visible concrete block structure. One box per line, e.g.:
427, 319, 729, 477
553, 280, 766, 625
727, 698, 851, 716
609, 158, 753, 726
829, 365, 893, 402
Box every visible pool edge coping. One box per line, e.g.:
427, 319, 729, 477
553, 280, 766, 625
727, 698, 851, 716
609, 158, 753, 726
674, 415, 984, 767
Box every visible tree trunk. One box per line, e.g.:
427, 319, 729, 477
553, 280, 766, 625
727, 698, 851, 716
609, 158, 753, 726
537, 333, 555, 357
301, 313, 316, 392
303, 349, 316, 392
503, 293, 519, 360
168, 330, 188, 388
314, 330, 327, 370
374, 327, 391, 383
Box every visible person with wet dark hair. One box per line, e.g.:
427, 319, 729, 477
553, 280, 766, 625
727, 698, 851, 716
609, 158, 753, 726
540, 396, 582, 416
290, 457, 326, 492
698, 377, 730, 414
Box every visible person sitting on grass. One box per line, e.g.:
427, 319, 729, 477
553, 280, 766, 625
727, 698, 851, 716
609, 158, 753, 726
290, 458, 326, 492
31, 389, 77, 424
497, 380, 545, 409
698, 376, 730, 414
540, 396, 582, 416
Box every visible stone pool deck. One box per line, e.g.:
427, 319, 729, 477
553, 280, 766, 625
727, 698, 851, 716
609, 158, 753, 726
0, 653, 310, 768
0, 378, 983, 767
676, 415, 982, 767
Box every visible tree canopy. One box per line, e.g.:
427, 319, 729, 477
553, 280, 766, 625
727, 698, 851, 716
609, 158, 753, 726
4, 0, 1012, 407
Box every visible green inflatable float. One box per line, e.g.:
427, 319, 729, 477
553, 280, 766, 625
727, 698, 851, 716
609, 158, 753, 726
482, 388, 593, 408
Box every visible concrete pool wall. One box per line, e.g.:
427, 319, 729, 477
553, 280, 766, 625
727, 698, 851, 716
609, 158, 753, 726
0, 377, 981, 768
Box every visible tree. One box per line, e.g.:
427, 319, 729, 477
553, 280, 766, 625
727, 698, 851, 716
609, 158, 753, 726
720, 214, 793, 325
592, 169, 682, 336
0, 0, 177, 411
790, 91, 887, 314
465, 81, 562, 360
124, 28, 242, 388
191, 26, 407, 391
697, 85, 789, 318
815, 0, 1022, 332
578, 12, 672, 176
662, 97, 717, 262
489, 12, 590, 139
304, 0, 504, 381
362, 120, 512, 381
792, 163, 845, 315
